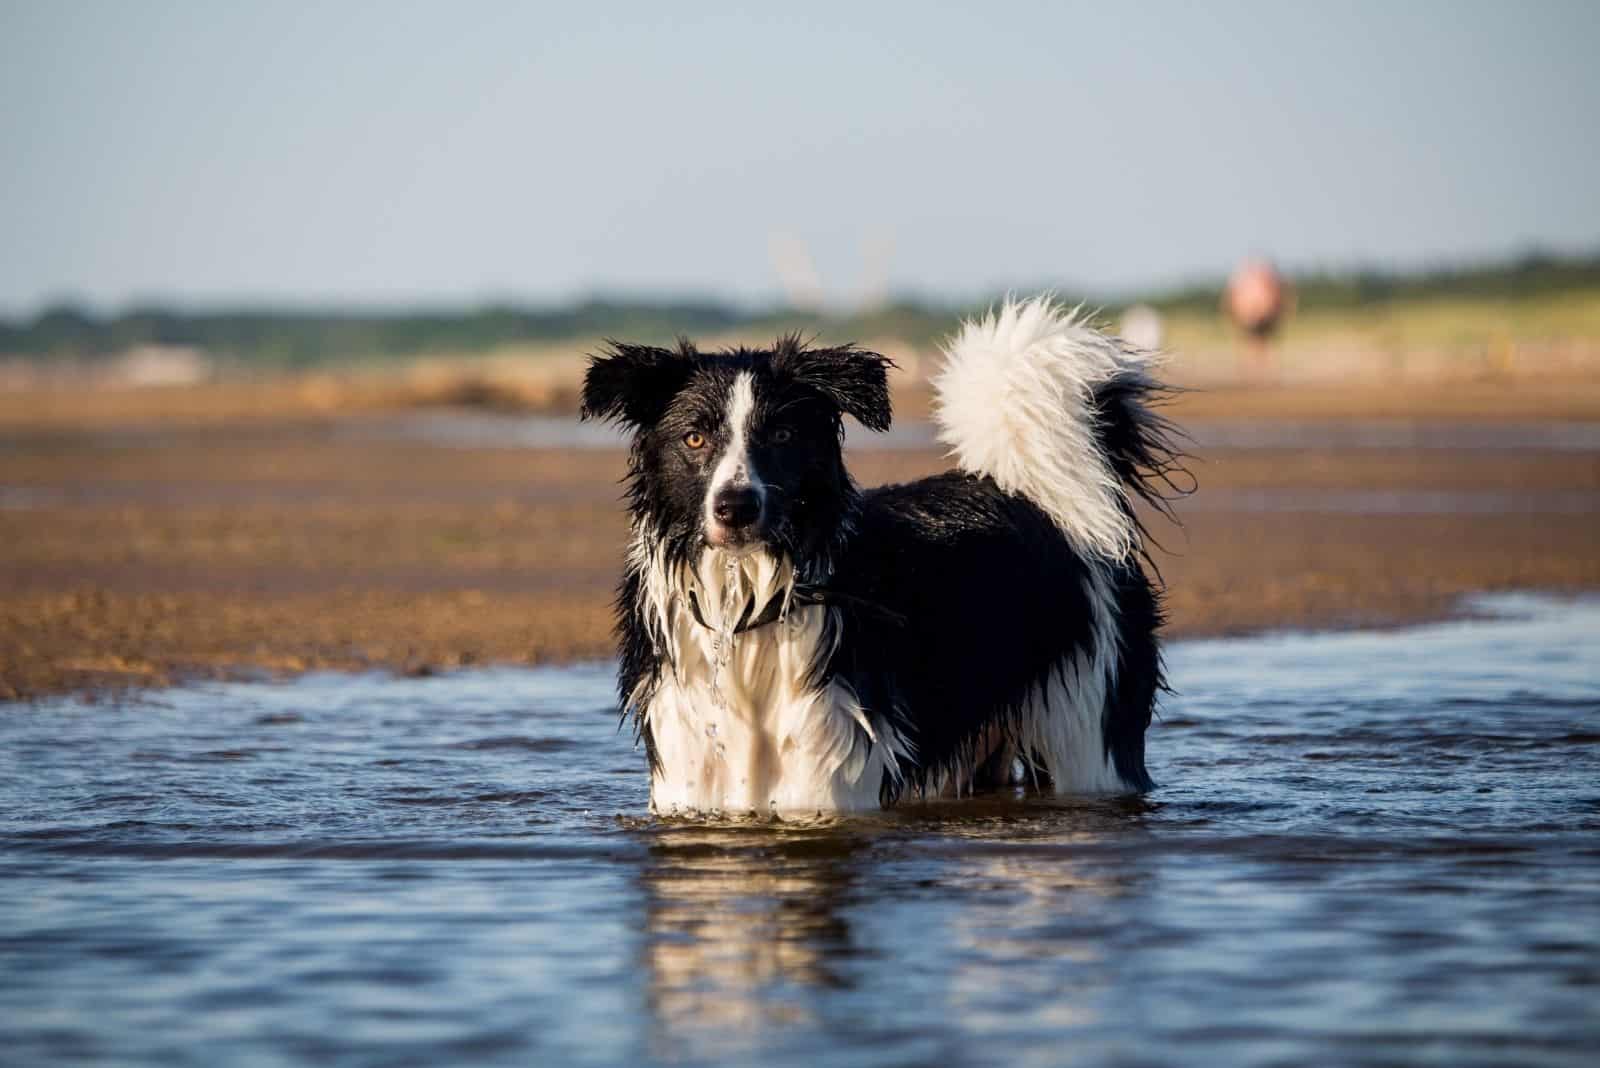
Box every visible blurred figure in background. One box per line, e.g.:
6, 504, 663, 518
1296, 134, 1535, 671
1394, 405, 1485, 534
1223, 258, 1293, 379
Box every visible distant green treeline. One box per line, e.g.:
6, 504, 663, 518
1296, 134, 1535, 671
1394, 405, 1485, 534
5, 250, 1597, 367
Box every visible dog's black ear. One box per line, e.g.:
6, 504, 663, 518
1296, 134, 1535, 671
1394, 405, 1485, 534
772, 340, 894, 432
581, 342, 695, 428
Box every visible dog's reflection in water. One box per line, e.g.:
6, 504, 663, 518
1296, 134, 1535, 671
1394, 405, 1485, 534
638, 820, 863, 1052
635, 800, 1149, 1056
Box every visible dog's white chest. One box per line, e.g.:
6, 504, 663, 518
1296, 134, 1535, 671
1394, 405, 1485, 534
642, 608, 899, 814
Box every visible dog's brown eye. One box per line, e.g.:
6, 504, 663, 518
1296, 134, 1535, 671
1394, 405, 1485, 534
772, 427, 793, 445
683, 431, 707, 450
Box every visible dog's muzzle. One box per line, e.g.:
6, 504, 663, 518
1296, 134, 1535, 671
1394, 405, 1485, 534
707, 485, 765, 548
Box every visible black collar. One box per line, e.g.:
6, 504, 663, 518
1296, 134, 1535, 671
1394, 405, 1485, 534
686, 587, 800, 635
685, 584, 905, 635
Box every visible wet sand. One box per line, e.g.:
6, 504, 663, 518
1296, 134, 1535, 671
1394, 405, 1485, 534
3, 401, 1598, 700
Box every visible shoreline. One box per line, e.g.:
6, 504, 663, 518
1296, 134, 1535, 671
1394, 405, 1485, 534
5, 408, 1598, 701
15, 585, 1596, 706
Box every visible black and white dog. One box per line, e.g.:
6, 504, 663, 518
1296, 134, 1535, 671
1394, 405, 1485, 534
582, 297, 1183, 813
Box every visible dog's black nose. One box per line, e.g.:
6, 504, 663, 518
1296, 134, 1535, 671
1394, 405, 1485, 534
712, 486, 763, 528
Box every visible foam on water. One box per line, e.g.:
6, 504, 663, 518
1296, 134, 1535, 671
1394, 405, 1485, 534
2, 594, 1598, 1066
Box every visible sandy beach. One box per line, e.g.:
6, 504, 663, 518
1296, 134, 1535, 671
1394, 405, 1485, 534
2, 381, 1597, 701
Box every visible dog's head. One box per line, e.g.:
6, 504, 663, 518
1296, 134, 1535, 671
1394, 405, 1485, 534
582, 337, 892, 568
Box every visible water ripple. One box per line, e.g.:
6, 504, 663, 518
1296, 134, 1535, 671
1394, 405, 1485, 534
2, 596, 1598, 1066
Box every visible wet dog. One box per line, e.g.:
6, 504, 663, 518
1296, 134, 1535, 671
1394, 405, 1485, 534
581, 297, 1184, 813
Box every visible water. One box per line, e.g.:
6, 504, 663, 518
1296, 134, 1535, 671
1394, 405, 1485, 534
3, 594, 1598, 1066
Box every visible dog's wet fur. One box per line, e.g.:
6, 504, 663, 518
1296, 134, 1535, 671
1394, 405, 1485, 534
583, 297, 1184, 813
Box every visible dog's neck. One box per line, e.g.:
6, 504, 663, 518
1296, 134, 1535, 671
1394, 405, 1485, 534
626, 526, 907, 813
630, 535, 805, 667
626, 488, 859, 662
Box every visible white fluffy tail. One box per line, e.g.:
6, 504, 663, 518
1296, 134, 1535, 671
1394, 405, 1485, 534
933, 295, 1167, 561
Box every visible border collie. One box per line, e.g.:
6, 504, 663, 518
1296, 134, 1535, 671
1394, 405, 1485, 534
581, 296, 1183, 814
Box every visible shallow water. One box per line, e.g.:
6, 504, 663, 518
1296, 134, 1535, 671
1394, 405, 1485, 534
3, 594, 1598, 1066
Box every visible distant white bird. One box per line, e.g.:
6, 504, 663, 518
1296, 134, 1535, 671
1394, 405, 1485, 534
1119, 304, 1165, 351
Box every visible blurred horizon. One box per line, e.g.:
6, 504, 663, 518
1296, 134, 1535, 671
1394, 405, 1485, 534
4, 1, 1598, 317
6, 248, 1598, 372
4, 242, 1598, 321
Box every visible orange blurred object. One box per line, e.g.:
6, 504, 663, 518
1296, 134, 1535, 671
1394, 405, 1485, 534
1224, 258, 1292, 340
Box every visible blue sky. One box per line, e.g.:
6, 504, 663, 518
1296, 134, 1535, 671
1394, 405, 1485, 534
2, 1, 1597, 313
